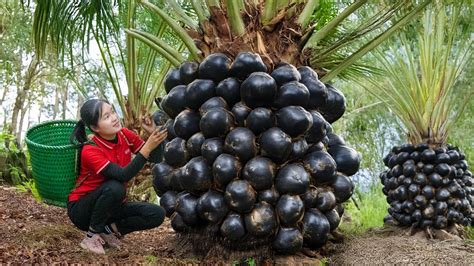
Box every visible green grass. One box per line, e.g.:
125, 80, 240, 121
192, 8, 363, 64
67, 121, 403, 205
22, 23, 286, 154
466, 226, 474, 240
16, 179, 42, 202
232, 257, 256, 266
339, 183, 388, 235
143, 255, 158, 264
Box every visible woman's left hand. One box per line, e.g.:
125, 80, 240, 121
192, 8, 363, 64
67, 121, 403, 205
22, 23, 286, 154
141, 114, 156, 135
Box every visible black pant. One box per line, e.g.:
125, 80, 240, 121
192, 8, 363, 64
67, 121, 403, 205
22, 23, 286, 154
67, 180, 165, 235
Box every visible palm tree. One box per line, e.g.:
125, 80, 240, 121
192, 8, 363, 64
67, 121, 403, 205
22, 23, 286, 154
366, 2, 473, 232
32, 0, 431, 130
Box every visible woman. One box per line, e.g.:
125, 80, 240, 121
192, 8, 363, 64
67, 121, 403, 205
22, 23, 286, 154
68, 99, 167, 254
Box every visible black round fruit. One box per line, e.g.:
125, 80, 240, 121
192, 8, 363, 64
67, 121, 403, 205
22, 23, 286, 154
220, 213, 246, 240
421, 185, 436, 199
173, 110, 200, 140
435, 188, 450, 201
328, 145, 361, 176
164, 137, 189, 167
298, 66, 318, 81
300, 78, 327, 109
318, 84, 345, 123
201, 138, 224, 164
245, 108, 275, 135
196, 190, 229, 223
230, 52, 267, 80
276, 195, 305, 226
271, 64, 301, 86
302, 208, 331, 248
272, 227, 303, 254
240, 72, 277, 108
242, 156, 276, 191
216, 78, 241, 107
170, 212, 188, 232
331, 173, 354, 203
181, 156, 213, 193
231, 102, 252, 127
421, 148, 436, 163
276, 106, 313, 137
179, 61, 199, 84
435, 163, 451, 177
199, 97, 228, 114
273, 81, 309, 108
305, 111, 327, 144
275, 163, 310, 195
213, 154, 242, 189
224, 180, 257, 213
160, 191, 177, 217
303, 151, 337, 184
161, 85, 186, 118
224, 127, 258, 163
327, 133, 346, 147
200, 108, 234, 138
260, 127, 293, 164
258, 186, 280, 205
176, 193, 200, 226
428, 173, 443, 187
186, 132, 205, 157
152, 163, 173, 196
315, 190, 337, 212
245, 202, 277, 237
325, 209, 341, 231
198, 53, 231, 83
164, 68, 182, 93
185, 79, 216, 110
290, 139, 309, 159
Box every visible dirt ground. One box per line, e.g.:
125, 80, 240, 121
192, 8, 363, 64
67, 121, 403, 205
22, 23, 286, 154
1, 186, 473, 265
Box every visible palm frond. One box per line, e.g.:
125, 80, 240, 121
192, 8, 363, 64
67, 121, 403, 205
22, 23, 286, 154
362, 3, 471, 145
33, 0, 119, 59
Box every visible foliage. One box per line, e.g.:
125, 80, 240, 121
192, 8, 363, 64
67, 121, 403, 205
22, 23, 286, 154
362, 2, 472, 145
232, 257, 256, 266
16, 179, 42, 203
339, 183, 388, 235
30, 0, 432, 131
143, 255, 158, 264
31, 0, 185, 130
466, 226, 474, 240
0, 131, 31, 185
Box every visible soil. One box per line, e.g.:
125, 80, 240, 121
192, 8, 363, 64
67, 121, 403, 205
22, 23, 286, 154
1, 186, 473, 265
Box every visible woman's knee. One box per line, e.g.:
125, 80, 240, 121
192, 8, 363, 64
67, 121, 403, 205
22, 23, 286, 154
102, 180, 126, 201
149, 205, 165, 227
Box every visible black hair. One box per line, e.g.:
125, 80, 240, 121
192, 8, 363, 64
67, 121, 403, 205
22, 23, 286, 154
70, 99, 109, 175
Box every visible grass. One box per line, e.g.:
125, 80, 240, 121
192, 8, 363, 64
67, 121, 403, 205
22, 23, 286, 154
466, 226, 474, 240
15, 179, 42, 203
144, 255, 158, 264
339, 183, 388, 235
232, 257, 256, 266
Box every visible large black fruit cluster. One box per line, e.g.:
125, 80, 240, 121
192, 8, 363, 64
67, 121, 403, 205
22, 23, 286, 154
380, 143, 473, 229
152, 52, 361, 253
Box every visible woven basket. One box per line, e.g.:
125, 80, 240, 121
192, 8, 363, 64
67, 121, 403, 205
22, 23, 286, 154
25, 120, 79, 207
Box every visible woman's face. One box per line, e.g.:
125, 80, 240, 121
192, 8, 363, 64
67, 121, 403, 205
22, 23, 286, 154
94, 103, 122, 139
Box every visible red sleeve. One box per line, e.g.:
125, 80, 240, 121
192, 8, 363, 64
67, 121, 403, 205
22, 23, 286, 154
82, 145, 111, 174
121, 128, 145, 153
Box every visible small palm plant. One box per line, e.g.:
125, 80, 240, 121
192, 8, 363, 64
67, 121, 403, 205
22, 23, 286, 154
367, 3, 473, 234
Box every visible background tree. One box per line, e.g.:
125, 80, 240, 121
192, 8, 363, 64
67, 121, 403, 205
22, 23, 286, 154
31, 0, 431, 131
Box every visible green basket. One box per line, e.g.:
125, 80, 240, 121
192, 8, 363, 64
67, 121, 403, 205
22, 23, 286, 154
25, 120, 79, 207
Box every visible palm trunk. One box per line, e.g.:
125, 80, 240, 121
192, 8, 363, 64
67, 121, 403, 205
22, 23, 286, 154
76, 93, 84, 119
11, 58, 39, 147
17, 100, 31, 145
61, 83, 68, 120
53, 86, 60, 120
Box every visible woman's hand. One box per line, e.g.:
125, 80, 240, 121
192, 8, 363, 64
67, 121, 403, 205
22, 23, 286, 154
140, 128, 167, 159
141, 114, 156, 135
